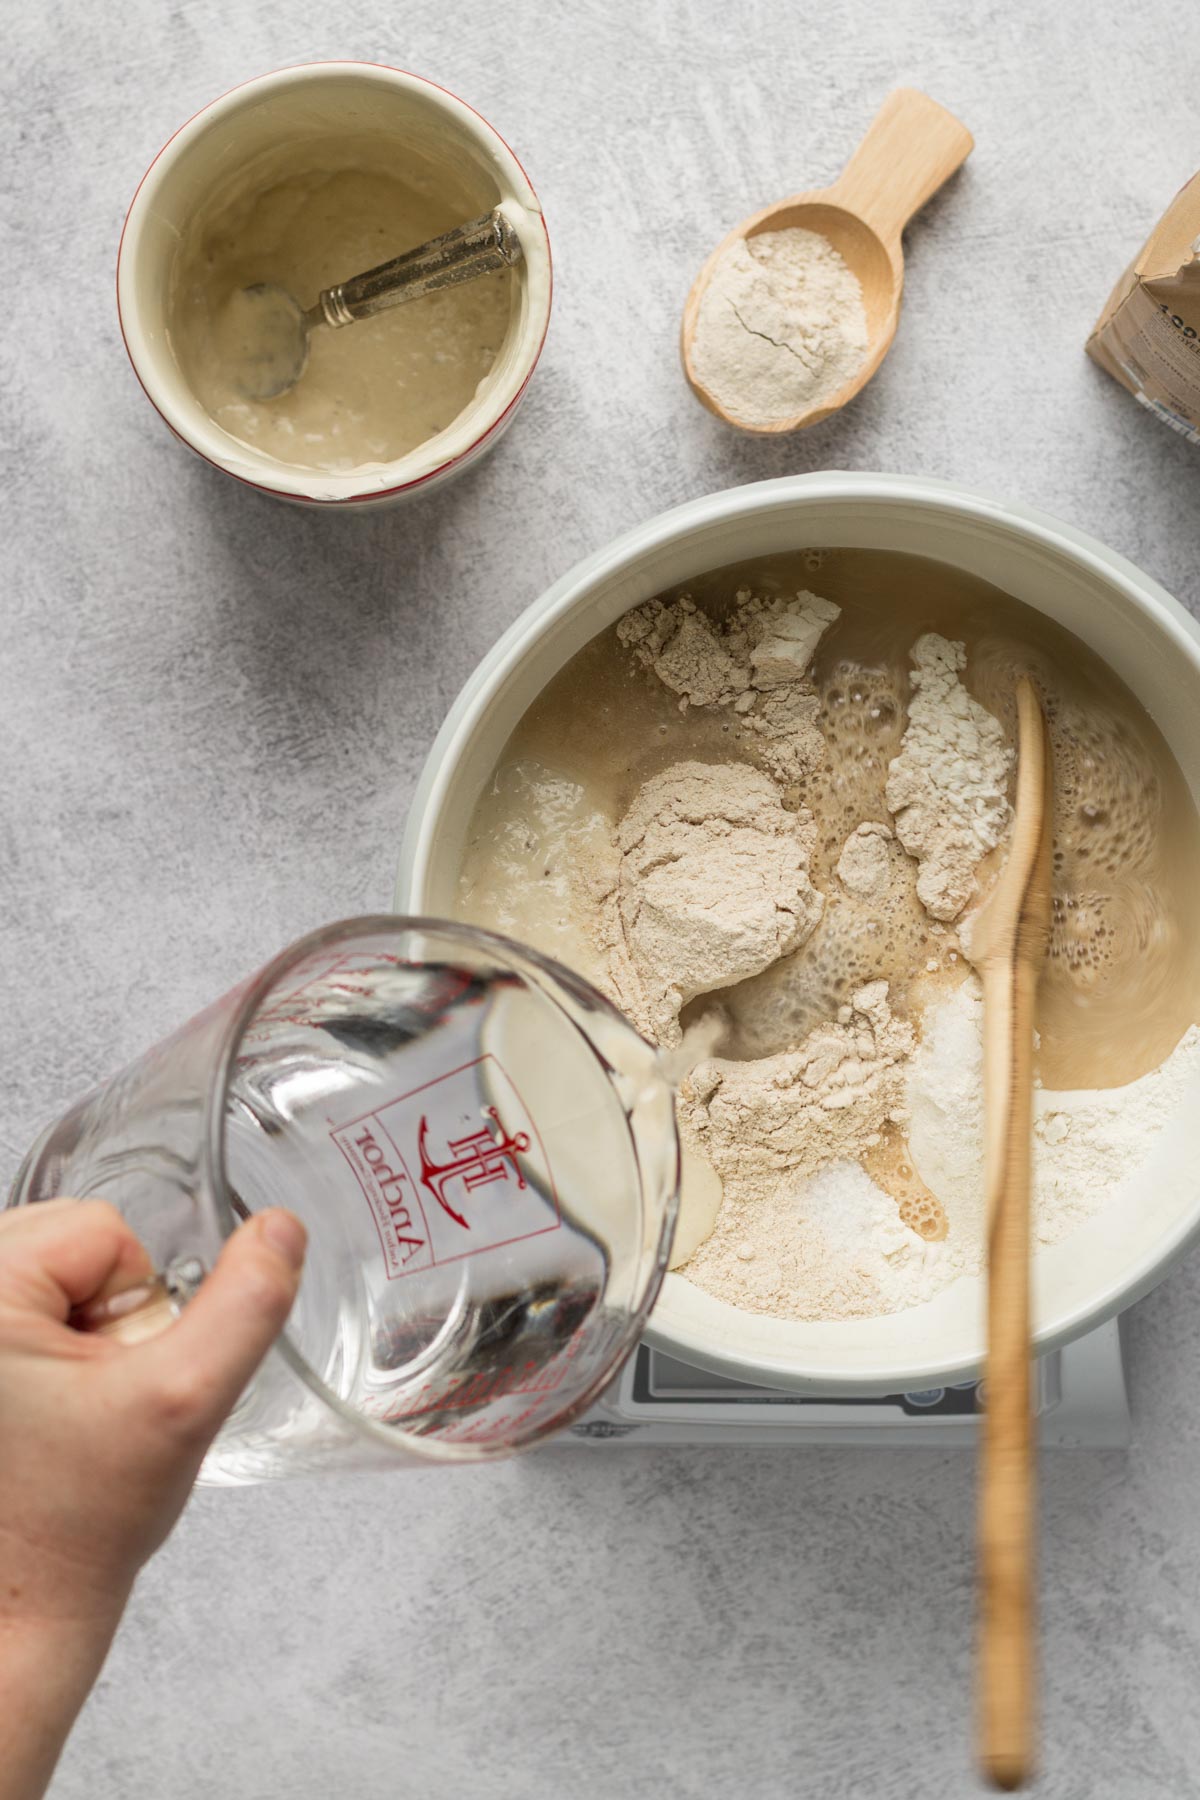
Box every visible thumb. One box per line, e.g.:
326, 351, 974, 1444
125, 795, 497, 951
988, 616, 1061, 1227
135, 1210, 307, 1438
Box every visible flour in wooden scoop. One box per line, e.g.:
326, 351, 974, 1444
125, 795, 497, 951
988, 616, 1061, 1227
689, 228, 869, 426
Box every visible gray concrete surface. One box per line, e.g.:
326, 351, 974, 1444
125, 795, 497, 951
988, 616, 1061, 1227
4, 2, 1200, 1795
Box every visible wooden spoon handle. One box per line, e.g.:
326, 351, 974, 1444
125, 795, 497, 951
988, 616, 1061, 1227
830, 88, 973, 250
978, 956, 1038, 1791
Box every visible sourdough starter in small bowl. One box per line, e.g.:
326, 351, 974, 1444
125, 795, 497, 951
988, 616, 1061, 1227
451, 548, 1200, 1337
170, 166, 516, 473
117, 64, 552, 506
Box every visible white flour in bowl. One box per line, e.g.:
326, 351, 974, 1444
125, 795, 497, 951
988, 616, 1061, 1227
679, 974, 1200, 1322
908, 980, 1200, 1253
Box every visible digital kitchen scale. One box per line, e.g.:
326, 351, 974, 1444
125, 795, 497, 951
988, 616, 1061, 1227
559, 1316, 1129, 1448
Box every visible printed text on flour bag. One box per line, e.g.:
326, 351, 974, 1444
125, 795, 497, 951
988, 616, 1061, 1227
331, 1055, 559, 1278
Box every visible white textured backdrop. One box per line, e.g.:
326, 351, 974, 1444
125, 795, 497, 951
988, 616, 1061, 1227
4, 3, 1200, 1796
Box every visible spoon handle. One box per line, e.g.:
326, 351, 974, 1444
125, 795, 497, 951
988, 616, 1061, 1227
969, 678, 1053, 1792
315, 208, 523, 329
977, 954, 1037, 1792
830, 87, 973, 250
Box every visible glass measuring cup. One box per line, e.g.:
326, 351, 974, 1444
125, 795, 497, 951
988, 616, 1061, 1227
6, 918, 679, 1482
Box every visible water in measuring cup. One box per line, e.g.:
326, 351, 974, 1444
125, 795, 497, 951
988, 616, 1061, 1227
213, 939, 666, 1475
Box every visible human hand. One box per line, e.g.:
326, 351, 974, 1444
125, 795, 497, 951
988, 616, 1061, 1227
0, 1198, 306, 1800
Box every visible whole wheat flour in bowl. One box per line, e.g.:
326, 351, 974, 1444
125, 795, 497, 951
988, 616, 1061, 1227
450, 543, 1200, 1343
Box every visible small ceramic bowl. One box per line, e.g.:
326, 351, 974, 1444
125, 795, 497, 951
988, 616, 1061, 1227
116, 63, 552, 508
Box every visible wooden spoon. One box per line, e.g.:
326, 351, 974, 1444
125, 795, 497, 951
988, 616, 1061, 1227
681, 88, 973, 434
968, 676, 1055, 1792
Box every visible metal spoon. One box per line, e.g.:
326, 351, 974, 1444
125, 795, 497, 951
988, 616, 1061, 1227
225, 207, 523, 401
681, 89, 973, 434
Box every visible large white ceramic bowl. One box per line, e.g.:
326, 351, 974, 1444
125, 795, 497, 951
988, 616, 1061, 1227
395, 472, 1200, 1393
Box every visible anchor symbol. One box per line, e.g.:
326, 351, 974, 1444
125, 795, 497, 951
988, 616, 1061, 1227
418, 1105, 531, 1229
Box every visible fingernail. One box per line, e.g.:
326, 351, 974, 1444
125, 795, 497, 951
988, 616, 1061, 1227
258, 1211, 307, 1271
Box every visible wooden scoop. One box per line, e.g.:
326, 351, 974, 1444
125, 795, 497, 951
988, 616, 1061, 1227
681, 88, 973, 434
968, 677, 1054, 1792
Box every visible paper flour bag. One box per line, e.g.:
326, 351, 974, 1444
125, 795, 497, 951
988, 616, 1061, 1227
1088, 171, 1200, 444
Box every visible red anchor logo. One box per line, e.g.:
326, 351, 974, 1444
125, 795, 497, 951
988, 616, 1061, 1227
418, 1106, 531, 1229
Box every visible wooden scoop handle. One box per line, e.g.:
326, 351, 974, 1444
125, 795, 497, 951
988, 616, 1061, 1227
830, 88, 974, 250
978, 953, 1038, 1791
